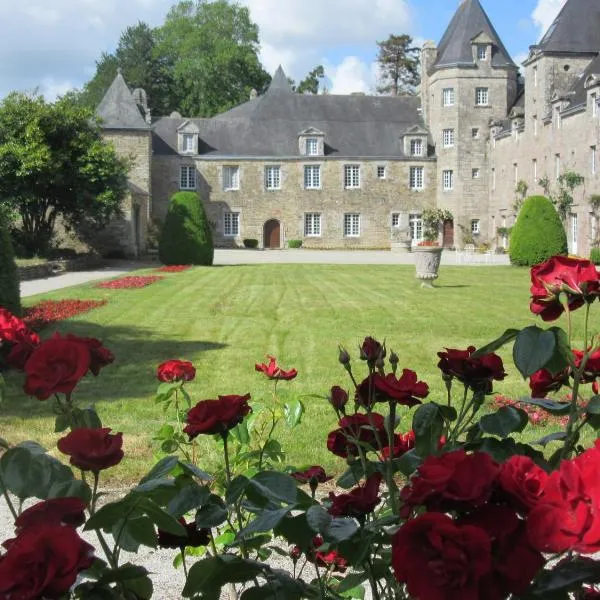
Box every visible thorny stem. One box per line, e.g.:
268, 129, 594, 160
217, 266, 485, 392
89, 472, 119, 572
366, 555, 382, 600
181, 549, 189, 579
386, 401, 399, 515
222, 433, 248, 559
449, 385, 470, 442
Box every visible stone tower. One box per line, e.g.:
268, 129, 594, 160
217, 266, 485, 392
421, 0, 518, 247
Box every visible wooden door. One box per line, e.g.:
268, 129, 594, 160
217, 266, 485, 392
442, 219, 454, 248
264, 220, 280, 248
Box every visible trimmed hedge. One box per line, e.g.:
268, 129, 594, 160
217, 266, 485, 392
509, 196, 568, 266
287, 240, 303, 249
159, 192, 214, 266
243, 239, 259, 249
0, 221, 21, 315
591, 247, 600, 265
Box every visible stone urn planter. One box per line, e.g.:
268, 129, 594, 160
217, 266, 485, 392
413, 246, 443, 287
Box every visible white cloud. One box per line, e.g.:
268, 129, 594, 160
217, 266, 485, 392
40, 77, 76, 100
327, 57, 375, 95
23, 5, 60, 25
531, 0, 567, 39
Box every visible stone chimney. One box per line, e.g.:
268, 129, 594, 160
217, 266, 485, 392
420, 41, 437, 127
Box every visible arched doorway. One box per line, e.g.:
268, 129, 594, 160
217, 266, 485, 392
263, 219, 281, 249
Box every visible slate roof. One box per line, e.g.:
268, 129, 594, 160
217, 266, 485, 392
96, 70, 149, 130
566, 53, 600, 108
152, 67, 428, 159
534, 0, 600, 54
433, 0, 515, 70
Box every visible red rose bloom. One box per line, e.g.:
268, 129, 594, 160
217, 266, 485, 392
392, 512, 492, 600
359, 336, 384, 363
381, 431, 415, 459
14, 497, 87, 533
400, 449, 499, 514
497, 455, 548, 514
311, 536, 347, 573
375, 369, 429, 406
328, 473, 382, 518
23, 336, 91, 400
0, 308, 40, 370
64, 334, 114, 376
254, 355, 297, 380
529, 367, 569, 398
437, 346, 507, 393
291, 466, 332, 485
528, 441, 600, 554
460, 505, 545, 600
57, 427, 124, 473
184, 394, 251, 439
530, 255, 600, 321
0, 524, 94, 599
329, 385, 348, 411
157, 359, 196, 383
0, 308, 32, 344
327, 413, 386, 457
157, 519, 210, 549
573, 348, 600, 383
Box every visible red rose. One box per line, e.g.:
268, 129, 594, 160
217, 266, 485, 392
328, 473, 382, 518
157, 518, 210, 549
64, 334, 114, 376
0, 524, 94, 599
359, 336, 384, 364
57, 427, 124, 473
373, 369, 429, 406
530, 255, 600, 321
157, 359, 196, 383
14, 497, 87, 533
0, 308, 40, 370
291, 466, 332, 485
6, 335, 40, 370
255, 355, 297, 380
437, 346, 507, 393
529, 367, 569, 398
460, 505, 545, 600
184, 394, 251, 439
23, 336, 91, 400
497, 455, 548, 514
528, 441, 600, 554
573, 348, 600, 383
311, 536, 347, 573
381, 431, 415, 459
329, 385, 348, 411
392, 512, 492, 600
401, 449, 499, 514
327, 413, 386, 457
0, 308, 32, 344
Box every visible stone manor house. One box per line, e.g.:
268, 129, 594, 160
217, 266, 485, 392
95, 0, 600, 256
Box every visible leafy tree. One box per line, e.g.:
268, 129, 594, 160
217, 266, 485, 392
0, 213, 20, 315
376, 34, 420, 96
159, 191, 213, 265
80, 22, 175, 116
0, 93, 129, 256
509, 196, 568, 266
156, 0, 271, 116
290, 65, 326, 94
539, 171, 585, 222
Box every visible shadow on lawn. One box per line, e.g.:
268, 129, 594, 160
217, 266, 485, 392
2, 319, 227, 417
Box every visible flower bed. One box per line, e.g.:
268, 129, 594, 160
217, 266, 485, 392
23, 299, 108, 332
154, 265, 192, 273
493, 394, 571, 427
95, 275, 164, 289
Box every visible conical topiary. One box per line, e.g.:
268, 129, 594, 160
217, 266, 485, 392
159, 191, 214, 266
0, 221, 21, 315
509, 195, 568, 266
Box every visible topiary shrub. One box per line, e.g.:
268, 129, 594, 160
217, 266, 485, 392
243, 239, 258, 249
509, 195, 568, 266
159, 192, 214, 266
591, 248, 600, 265
0, 220, 21, 315
287, 240, 303, 249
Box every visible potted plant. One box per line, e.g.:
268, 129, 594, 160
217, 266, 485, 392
413, 208, 451, 287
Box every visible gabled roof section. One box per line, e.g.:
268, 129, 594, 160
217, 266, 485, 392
433, 0, 515, 70
565, 54, 600, 108
266, 65, 294, 95
96, 70, 149, 130
177, 120, 200, 133
298, 127, 324, 136
404, 124, 429, 135
535, 0, 600, 54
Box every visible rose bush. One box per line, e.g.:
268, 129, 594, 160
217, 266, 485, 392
1, 254, 600, 599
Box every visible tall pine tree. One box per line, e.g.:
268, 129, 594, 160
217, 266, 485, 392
376, 34, 420, 96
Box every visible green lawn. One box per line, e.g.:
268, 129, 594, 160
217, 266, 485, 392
2, 264, 593, 484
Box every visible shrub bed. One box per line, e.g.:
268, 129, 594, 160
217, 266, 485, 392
23, 299, 108, 331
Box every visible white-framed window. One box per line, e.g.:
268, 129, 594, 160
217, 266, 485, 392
477, 45, 487, 60
344, 165, 360, 189
555, 154, 561, 179
223, 212, 240, 237
533, 115, 538, 136
223, 166, 240, 191
306, 138, 319, 156
304, 213, 321, 236
592, 93, 598, 117
472, 127, 479, 138
410, 139, 423, 156
264, 166, 281, 190
304, 165, 321, 189
182, 133, 196, 153
533, 66, 538, 88
475, 87, 489, 106
471, 219, 480, 234
391, 213, 400, 228
554, 106, 561, 129
442, 88, 455, 107
180, 165, 196, 190
492, 168, 496, 190
592, 146, 597, 175
472, 168, 480, 179
443, 169, 454, 191
514, 163, 518, 184
377, 165, 386, 179
442, 129, 455, 147
409, 166, 424, 190
409, 213, 423, 242
533, 158, 538, 181
571, 212, 578, 249
343, 213, 360, 237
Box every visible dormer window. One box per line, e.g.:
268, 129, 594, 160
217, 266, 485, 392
177, 120, 200, 155
410, 139, 423, 156
477, 45, 487, 60
306, 138, 319, 156
298, 128, 325, 156
182, 134, 195, 153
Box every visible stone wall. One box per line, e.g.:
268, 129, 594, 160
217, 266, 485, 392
151, 157, 437, 248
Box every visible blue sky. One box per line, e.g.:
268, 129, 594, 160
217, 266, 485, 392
0, 0, 567, 100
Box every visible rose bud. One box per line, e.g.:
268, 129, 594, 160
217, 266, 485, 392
338, 346, 351, 366
329, 386, 348, 411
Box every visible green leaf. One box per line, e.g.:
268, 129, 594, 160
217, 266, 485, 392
274, 514, 315, 550
225, 475, 250, 505
177, 461, 213, 482
306, 505, 332, 533
533, 431, 568, 447
336, 572, 368, 594
586, 396, 600, 415
97, 563, 150, 585
54, 413, 71, 433
412, 403, 444, 458
479, 406, 529, 438
325, 518, 359, 542
438, 405, 457, 422
518, 397, 572, 415
529, 558, 600, 596
248, 472, 298, 506
513, 326, 556, 379
394, 449, 423, 477
336, 463, 365, 489
167, 483, 211, 517
139, 456, 179, 484
85, 497, 138, 531
240, 507, 291, 536
544, 327, 572, 375
48, 479, 92, 504
471, 328, 520, 358
195, 495, 228, 528
153, 424, 175, 441
284, 399, 304, 428
71, 406, 102, 429
230, 421, 251, 445
134, 478, 177, 494
139, 497, 186, 535
113, 516, 156, 552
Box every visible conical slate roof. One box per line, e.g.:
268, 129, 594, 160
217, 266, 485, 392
267, 65, 294, 94
96, 70, 149, 130
535, 0, 600, 54
433, 0, 515, 70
